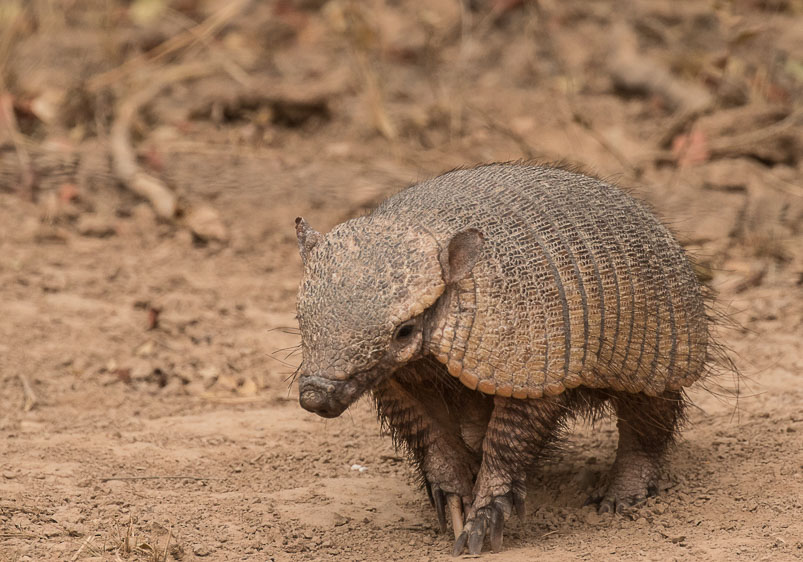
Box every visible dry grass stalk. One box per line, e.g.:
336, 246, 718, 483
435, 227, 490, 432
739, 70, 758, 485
326, 1, 396, 140
165, 9, 253, 89
160, 525, 172, 562
707, 107, 803, 158
472, 106, 542, 161
17, 373, 37, 411
70, 534, 95, 562
570, 109, 641, 177
87, 0, 252, 92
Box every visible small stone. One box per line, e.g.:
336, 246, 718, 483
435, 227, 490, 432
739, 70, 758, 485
333, 513, 349, 527
77, 214, 116, 237
585, 510, 602, 525
185, 205, 228, 243
192, 544, 210, 557
670, 535, 686, 544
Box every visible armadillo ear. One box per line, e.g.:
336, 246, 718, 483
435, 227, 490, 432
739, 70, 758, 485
440, 228, 484, 284
295, 217, 322, 265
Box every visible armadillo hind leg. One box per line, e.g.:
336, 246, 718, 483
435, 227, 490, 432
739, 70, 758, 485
454, 395, 568, 556
372, 376, 478, 535
585, 389, 686, 513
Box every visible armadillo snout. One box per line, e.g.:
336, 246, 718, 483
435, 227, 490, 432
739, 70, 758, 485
298, 375, 348, 418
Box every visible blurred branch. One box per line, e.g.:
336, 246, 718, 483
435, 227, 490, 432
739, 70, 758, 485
608, 23, 713, 114
110, 62, 212, 219
87, 0, 251, 92
165, 8, 253, 88
708, 107, 803, 159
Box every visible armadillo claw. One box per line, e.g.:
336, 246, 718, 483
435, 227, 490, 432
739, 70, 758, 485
427, 483, 467, 536
452, 494, 513, 555
447, 495, 464, 538
452, 528, 468, 557
489, 505, 504, 552
432, 485, 448, 533
512, 480, 527, 520
585, 482, 657, 515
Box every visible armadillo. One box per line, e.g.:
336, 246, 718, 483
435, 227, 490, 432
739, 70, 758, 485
294, 163, 709, 555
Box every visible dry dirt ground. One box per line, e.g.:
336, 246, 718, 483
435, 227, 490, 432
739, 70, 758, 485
1, 1, 802, 560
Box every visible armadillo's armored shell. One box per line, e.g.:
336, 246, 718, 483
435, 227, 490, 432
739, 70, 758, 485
372, 164, 708, 398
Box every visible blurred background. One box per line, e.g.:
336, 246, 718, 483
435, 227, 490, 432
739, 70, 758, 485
1, 1, 801, 560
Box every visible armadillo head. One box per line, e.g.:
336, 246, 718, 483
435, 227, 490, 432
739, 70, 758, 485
294, 216, 482, 418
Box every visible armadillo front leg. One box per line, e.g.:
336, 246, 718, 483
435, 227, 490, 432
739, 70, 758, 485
373, 378, 478, 536
454, 395, 567, 555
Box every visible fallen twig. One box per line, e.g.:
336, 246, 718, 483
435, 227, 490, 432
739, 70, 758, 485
0, 533, 38, 539
17, 374, 37, 412
198, 395, 267, 405
648, 106, 803, 166
110, 62, 212, 219
100, 475, 218, 482
707, 107, 803, 159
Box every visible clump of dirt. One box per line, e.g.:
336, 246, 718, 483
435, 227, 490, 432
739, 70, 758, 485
1, 0, 801, 560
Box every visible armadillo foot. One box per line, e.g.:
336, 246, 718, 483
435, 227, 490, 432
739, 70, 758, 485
583, 464, 659, 515
452, 493, 513, 556
584, 481, 658, 514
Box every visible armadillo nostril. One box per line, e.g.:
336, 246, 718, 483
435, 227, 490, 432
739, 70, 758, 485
299, 389, 326, 411
299, 389, 343, 418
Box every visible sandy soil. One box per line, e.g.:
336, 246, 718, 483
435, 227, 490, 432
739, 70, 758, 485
1, 1, 802, 560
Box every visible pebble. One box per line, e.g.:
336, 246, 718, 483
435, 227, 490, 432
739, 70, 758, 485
192, 544, 210, 557
76, 215, 116, 238
585, 511, 602, 525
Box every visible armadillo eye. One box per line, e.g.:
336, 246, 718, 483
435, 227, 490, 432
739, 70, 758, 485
394, 322, 415, 341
